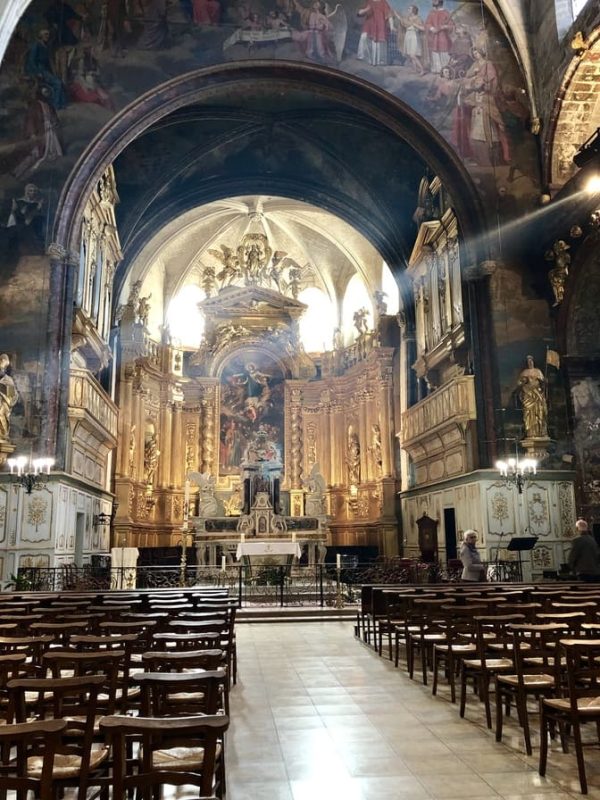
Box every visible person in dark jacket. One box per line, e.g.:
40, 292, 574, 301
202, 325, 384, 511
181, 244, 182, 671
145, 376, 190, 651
569, 518, 600, 581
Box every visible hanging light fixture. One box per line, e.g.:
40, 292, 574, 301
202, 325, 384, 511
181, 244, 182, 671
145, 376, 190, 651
6, 456, 55, 494
495, 457, 537, 494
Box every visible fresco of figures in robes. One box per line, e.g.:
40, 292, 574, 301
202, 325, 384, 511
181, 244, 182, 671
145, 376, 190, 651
0, 0, 538, 253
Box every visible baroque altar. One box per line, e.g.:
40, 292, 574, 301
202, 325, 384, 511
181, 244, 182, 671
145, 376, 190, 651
190, 426, 329, 566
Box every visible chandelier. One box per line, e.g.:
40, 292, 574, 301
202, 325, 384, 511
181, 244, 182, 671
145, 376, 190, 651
495, 457, 537, 494
7, 456, 55, 494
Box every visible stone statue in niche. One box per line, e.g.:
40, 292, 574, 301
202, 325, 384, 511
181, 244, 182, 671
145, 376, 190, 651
518, 355, 548, 439
302, 462, 327, 515
0, 354, 19, 442
346, 426, 361, 485
188, 471, 224, 517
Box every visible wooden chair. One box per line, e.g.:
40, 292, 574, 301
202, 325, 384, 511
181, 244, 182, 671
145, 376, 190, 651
495, 623, 566, 755
459, 614, 524, 729
135, 669, 227, 717
539, 639, 600, 794
100, 714, 229, 799
8, 674, 110, 798
142, 649, 228, 712
404, 598, 452, 685
0, 719, 66, 800
431, 604, 486, 703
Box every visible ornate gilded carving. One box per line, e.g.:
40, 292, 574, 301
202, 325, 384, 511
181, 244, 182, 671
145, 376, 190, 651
206, 232, 314, 295
289, 387, 303, 489
518, 355, 548, 439
545, 239, 570, 306
306, 422, 317, 467
185, 423, 196, 474
347, 425, 360, 485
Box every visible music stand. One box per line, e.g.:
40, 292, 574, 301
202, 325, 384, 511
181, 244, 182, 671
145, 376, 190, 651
507, 536, 538, 582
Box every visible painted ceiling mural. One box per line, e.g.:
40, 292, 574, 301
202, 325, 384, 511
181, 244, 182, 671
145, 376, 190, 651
0, 0, 539, 251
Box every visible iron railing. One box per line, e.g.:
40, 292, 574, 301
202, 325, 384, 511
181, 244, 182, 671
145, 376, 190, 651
13, 558, 524, 605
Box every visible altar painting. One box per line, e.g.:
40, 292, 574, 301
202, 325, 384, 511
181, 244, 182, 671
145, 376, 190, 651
219, 352, 285, 474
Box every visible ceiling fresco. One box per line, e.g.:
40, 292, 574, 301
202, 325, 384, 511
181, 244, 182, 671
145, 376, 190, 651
0, 0, 540, 260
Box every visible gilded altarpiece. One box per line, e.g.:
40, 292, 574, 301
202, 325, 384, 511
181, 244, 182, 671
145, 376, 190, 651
114, 280, 401, 555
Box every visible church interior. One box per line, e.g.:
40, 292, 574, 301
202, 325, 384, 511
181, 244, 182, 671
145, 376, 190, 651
0, 0, 599, 580
1, 0, 600, 796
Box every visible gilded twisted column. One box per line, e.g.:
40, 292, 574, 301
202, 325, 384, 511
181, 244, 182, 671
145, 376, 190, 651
289, 386, 303, 489
201, 384, 218, 475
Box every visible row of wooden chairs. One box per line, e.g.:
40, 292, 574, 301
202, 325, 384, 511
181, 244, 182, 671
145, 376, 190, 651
0, 588, 237, 797
364, 587, 600, 794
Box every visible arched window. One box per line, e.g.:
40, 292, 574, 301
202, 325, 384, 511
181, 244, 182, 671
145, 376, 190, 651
556, 0, 588, 38
166, 285, 206, 349
341, 275, 373, 345
297, 287, 336, 352
382, 262, 400, 315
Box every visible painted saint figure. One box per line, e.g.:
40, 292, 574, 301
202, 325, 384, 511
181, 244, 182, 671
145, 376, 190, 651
518, 355, 548, 439
424, 0, 454, 73
357, 0, 394, 66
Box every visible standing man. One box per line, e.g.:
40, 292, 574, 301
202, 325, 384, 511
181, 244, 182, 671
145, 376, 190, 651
425, 0, 454, 74
569, 519, 600, 582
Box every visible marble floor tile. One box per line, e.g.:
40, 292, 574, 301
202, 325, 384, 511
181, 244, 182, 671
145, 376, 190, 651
226, 622, 598, 800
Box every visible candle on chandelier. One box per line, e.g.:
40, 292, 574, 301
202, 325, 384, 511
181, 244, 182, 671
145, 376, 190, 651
336, 553, 341, 570
221, 555, 227, 571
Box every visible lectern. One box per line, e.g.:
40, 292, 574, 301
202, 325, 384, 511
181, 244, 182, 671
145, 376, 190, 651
507, 536, 538, 582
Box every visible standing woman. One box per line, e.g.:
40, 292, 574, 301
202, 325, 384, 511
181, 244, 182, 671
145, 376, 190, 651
460, 529, 486, 582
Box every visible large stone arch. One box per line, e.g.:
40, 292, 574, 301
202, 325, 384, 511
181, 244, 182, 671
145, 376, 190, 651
54, 62, 487, 262
546, 26, 600, 191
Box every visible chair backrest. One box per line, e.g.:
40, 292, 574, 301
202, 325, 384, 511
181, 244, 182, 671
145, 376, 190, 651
100, 714, 229, 799
0, 718, 66, 800
133, 669, 227, 716
0, 634, 54, 666
558, 639, 600, 708
43, 651, 124, 714
141, 648, 224, 672
152, 631, 222, 651
510, 623, 567, 683
536, 611, 586, 634
474, 614, 525, 663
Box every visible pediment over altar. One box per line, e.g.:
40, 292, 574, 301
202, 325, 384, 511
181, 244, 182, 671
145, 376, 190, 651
199, 285, 307, 322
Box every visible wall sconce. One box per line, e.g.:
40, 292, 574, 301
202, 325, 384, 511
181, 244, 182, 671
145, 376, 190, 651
495, 457, 537, 494
7, 456, 55, 494
93, 512, 112, 530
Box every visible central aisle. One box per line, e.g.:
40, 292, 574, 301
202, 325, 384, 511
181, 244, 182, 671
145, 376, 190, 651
227, 621, 586, 800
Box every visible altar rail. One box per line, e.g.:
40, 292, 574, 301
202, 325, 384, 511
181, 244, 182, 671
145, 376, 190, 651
15, 559, 524, 606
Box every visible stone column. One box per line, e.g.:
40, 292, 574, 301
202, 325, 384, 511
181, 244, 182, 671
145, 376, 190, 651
41, 244, 77, 468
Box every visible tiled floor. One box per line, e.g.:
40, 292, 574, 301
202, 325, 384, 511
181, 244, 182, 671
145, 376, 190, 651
227, 621, 600, 800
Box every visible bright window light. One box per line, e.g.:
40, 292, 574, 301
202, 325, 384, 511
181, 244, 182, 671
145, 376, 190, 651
297, 287, 336, 352
166, 285, 206, 348
382, 262, 400, 315
584, 175, 600, 195
342, 275, 373, 345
